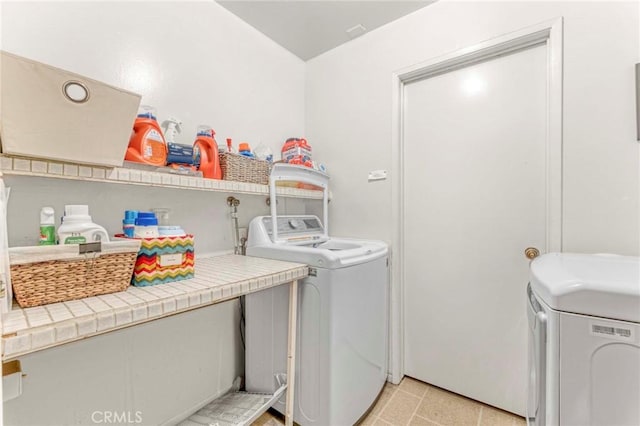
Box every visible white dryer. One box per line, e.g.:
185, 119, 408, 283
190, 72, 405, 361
528, 253, 640, 426
244, 164, 389, 426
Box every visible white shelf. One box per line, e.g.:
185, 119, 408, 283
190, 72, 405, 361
1, 254, 308, 360
180, 384, 287, 426
0, 155, 323, 200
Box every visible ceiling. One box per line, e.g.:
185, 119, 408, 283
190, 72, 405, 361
216, 1, 436, 61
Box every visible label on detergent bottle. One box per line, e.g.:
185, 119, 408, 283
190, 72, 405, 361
64, 234, 87, 244
146, 129, 164, 142
143, 129, 166, 163
192, 145, 201, 167
123, 224, 136, 238
38, 225, 56, 245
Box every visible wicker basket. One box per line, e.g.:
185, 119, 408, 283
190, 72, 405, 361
219, 152, 271, 185
9, 240, 141, 308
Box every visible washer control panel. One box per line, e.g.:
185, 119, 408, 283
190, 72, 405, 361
262, 216, 323, 236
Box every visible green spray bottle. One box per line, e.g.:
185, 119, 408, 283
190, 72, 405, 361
39, 207, 56, 245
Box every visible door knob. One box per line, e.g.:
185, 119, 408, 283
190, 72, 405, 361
525, 247, 540, 260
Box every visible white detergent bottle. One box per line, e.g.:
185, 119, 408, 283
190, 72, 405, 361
57, 205, 110, 245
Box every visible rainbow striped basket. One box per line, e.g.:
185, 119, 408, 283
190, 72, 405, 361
131, 235, 194, 287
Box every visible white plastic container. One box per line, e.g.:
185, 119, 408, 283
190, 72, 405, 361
150, 208, 170, 226
134, 225, 159, 239
133, 212, 159, 238
57, 205, 110, 244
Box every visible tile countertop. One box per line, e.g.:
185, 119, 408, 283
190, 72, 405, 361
1, 254, 308, 360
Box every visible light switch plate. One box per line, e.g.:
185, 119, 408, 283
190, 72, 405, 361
368, 170, 387, 182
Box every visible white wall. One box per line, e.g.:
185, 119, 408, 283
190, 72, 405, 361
1, 2, 308, 424
1, 1, 305, 156
305, 0, 640, 256
0, 0, 310, 252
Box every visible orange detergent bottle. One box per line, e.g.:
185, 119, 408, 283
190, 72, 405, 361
192, 125, 221, 179
125, 105, 167, 166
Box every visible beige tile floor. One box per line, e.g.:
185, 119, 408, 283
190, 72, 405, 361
252, 376, 526, 426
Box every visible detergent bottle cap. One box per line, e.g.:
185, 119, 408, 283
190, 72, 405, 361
197, 125, 215, 138
239, 142, 251, 152
40, 207, 55, 225
124, 210, 138, 221
135, 212, 158, 226
137, 105, 157, 120
65, 205, 89, 216
62, 205, 93, 224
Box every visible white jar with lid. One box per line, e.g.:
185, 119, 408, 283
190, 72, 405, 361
151, 208, 170, 226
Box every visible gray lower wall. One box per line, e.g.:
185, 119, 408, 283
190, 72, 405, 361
4, 175, 318, 253
4, 301, 242, 426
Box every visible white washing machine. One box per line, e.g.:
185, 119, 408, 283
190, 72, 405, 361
527, 253, 640, 426
244, 164, 389, 426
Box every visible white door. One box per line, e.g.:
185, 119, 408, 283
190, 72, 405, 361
403, 43, 549, 416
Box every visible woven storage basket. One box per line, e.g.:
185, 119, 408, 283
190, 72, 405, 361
219, 152, 271, 185
9, 240, 141, 308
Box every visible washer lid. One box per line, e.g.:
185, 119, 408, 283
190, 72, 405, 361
247, 237, 388, 269
530, 253, 640, 322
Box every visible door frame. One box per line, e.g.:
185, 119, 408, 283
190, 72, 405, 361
389, 18, 564, 384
